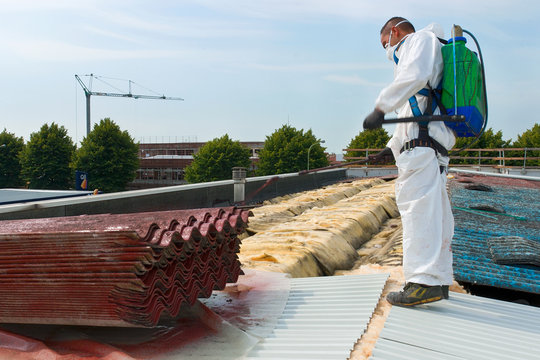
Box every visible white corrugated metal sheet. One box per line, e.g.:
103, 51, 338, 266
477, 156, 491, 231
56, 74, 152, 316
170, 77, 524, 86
371, 291, 540, 360
246, 273, 389, 360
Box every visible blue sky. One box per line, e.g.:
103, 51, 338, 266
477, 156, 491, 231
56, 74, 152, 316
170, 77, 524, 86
0, 0, 537, 154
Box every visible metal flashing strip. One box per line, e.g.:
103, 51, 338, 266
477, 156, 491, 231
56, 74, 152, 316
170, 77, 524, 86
246, 273, 389, 360
0, 168, 347, 216
371, 292, 540, 360
0, 189, 92, 205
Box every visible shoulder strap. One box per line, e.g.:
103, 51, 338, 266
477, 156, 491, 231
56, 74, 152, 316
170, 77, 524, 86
409, 82, 444, 118
392, 37, 409, 65
408, 96, 423, 117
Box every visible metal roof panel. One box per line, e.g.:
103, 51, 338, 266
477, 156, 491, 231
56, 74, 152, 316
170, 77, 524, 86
246, 273, 388, 359
371, 292, 540, 360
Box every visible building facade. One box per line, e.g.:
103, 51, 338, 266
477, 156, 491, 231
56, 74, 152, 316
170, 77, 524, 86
130, 142, 263, 189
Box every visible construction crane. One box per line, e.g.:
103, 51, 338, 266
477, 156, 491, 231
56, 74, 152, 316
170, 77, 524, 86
75, 74, 184, 136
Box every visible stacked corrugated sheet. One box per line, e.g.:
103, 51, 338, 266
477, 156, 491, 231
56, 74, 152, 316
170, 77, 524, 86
0, 207, 250, 327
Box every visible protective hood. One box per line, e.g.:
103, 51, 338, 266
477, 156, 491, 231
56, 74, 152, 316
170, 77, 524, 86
421, 23, 445, 39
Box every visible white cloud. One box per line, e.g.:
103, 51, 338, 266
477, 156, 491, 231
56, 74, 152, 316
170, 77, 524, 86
0, 38, 227, 62
189, 0, 381, 21
0, 0, 97, 12
324, 74, 386, 87
251, 62, 389, 72
93, 9, 178, 34
189, 0, 536, 21
0, 2, 273, 41
92, 8, 273, 39
83, 26, 142, 44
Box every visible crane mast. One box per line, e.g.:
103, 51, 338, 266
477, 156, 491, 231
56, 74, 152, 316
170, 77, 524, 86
75, 74, 184, 136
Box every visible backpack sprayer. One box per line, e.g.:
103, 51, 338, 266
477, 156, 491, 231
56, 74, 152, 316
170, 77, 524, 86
383, 25, 488, 152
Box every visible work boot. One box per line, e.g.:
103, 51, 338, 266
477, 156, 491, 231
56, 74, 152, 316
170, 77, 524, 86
387, 282, 444, 306
442, 285, 449, 299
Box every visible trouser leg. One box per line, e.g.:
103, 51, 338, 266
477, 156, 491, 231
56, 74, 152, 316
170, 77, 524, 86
395, 148, 453, 286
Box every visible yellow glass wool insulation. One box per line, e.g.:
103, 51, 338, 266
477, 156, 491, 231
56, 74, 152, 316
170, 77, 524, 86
240, 229, 357, 277
260, 178, 382, 206
239, 181, 399, 277
239, 244, 322, 277
248, 178, 386, 234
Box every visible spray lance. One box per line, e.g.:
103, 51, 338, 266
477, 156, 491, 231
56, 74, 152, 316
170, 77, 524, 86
298, 148, 393, 175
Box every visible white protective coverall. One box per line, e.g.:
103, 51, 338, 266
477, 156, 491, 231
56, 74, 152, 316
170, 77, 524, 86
375, 24, 455, 286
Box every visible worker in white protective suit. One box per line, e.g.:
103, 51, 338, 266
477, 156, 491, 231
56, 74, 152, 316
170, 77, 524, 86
363, 17, 456, 306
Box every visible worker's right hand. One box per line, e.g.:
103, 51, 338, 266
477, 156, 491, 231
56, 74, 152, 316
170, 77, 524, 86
363, 109, 385, 130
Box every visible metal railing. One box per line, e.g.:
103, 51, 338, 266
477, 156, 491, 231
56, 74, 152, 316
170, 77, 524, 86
343, 148, 540, 170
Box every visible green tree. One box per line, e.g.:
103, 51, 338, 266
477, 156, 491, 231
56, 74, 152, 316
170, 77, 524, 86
74, 118, 139, 193
257, 125, 328, 175
454, 128, 510, 150
512, 123, 540, 166
184, 134, 251, 183
20, 123, 75, 189
0, 129, 25, 188
453, 128, 510, 165
344, 128, 390, 161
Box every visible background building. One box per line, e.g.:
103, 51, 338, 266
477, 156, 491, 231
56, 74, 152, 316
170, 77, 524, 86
130, 141, 264, 189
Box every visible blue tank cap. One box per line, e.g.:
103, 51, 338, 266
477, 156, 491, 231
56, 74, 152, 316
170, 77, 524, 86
447, 36, 467, 44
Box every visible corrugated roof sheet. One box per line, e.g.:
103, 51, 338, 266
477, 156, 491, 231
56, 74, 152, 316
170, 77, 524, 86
246, 273, 389, 359
450, 176, 540, 293
0, 207, 250, 327
452, 228, 540, 293
371, 292, 540, 360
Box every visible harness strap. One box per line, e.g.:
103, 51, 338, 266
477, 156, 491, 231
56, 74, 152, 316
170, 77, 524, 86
392, 37, 408, 65
417, 88, 431, 96
409, 85, 440, 119
408, 96, 423, 117
400, 135, 449, 157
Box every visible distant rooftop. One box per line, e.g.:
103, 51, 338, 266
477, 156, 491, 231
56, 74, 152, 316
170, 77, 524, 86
142, 154, 194, 160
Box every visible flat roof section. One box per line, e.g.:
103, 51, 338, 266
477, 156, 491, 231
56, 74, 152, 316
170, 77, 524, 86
0, 189, 92, 205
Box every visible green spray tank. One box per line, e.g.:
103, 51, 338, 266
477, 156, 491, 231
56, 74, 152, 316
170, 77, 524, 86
440, 25, 488, 138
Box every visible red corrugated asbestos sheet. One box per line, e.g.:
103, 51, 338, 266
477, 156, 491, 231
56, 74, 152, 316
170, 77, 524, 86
0, 207, 251, 327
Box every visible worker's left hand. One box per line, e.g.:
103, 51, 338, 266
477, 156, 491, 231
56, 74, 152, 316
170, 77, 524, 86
363, 109, 385, 130
368, 147, 394, 164
369, 147, 393, 160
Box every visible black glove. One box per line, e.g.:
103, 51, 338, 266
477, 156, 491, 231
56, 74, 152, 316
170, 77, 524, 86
368, 147, 394, 163
363, 109, 385, 130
